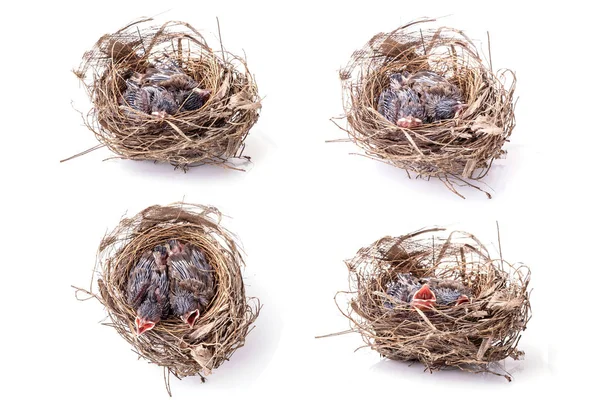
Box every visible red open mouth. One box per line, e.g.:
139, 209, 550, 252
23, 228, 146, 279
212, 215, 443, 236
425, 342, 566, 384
410, 284, 436, 311
185, 309, 200, 328
135, 317, 156, 336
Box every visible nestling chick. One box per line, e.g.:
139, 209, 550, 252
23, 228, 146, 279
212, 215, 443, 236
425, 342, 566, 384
167, 240, 216, 328
378, 73, 425, 128
121, 81, 178, 117
147, 87, 178, 117
177, 88, 211, 112
126, 246, 170, 335
403, 71, 465, 123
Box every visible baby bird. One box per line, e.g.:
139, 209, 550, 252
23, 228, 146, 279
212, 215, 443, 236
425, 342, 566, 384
126, 246, 170, 335
167, 240, 216, 328
377, 70, 465, 128
404, 71, 465, 123
177, 88, 212, 112
378, 73, 425, 128
385, 273, 471, 311
121, 81, 178, 117
147, 87, 178, 117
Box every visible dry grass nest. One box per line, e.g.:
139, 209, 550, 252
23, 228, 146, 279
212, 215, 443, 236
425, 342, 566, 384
337, 18, 516, 198
335, 228, 531, 380
71, 19, 261, 170
75, 203, 259, 392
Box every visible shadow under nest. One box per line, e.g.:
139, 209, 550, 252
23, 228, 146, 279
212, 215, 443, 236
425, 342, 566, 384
338, 18, 516, 198
75, 203, 260, 393
336, 228, 531, 381
73, 19, 261, 170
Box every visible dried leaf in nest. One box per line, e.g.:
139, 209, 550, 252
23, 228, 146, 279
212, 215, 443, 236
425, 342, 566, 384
337, 18, 517, 198
335, 228, 531, 381
70, 19, 261, 170
74, 202, 260, 393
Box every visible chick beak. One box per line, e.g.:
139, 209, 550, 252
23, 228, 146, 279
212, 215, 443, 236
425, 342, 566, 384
397, 116, 422, 128
135, 317, 156, 336
411, 284, 436, 311
193, 88, 211, 101
151, 110, 168, 119
183, 310, 200, 328
455, 295, 470, 306
453, 103, 467, 117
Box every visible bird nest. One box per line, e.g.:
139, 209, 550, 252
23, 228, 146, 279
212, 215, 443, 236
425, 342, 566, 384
336, 228, 531, 380
337, 19, 516, 198
75, 203, 260, 392
71, 19, 261, 170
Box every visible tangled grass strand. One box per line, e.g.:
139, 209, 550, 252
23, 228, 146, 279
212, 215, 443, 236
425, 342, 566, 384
336, 228, 531, 381
71, 19, 261, 170
338, 19, 516, 198
75, 202, 260, 394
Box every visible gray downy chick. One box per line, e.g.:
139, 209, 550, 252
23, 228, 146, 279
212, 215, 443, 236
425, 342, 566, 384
378, 73, 425, 128
146, 86, 178, 117
167, 240, 216, 328
176, 88, 211, 112
121, 81, 177, 118
121, 80, 148, 114
126, 246, 170, 335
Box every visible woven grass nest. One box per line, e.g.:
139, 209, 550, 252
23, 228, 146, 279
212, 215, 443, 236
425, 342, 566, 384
336, 228, 531, 380
337, 18, 516, 198
72, 19, 261, 169
76, 203, 259, 391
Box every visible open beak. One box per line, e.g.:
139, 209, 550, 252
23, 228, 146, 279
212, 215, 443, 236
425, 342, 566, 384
135, 317, 156, 336
182, 309, 200, 328
455, 295, 470, 306
410, 284, 436, 311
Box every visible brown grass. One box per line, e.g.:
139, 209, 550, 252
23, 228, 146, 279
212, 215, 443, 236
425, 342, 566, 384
333, 227, 531, 381
68, 19, 261, 170
75, 202, 260, 394
335, 18, 516, 198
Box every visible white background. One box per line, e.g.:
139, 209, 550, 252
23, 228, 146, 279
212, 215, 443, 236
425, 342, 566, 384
1, 0, 597, 398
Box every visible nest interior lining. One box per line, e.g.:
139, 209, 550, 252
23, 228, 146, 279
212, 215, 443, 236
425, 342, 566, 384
73, 19, 261, 169
77, 203, 260, 388
337, 228, 531, 381
339, 19, 516, 198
